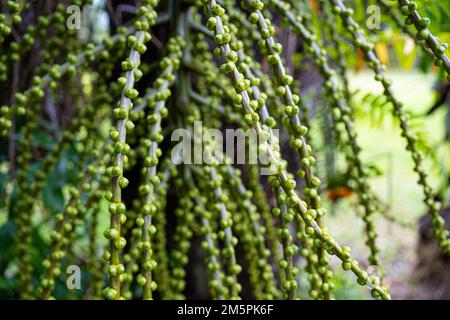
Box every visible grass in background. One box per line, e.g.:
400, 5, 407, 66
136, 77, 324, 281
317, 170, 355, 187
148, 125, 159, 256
324, 69, 447, 299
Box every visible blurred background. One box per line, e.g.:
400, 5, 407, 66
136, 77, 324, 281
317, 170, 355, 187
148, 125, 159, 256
300, 0, 450, 299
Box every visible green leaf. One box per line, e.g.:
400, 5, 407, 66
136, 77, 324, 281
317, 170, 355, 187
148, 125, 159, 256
42, 183, 65, 214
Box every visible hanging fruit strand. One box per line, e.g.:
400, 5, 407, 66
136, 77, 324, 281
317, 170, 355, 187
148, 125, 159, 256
330, 0, 450, 255
200, 0, 390, 299
395, 0, 450, 78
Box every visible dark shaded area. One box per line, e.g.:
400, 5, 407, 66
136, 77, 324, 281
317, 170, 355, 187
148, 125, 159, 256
412, 203, 450, 299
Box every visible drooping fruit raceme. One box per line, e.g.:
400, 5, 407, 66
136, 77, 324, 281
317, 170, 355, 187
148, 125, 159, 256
1, 0, 449, 301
